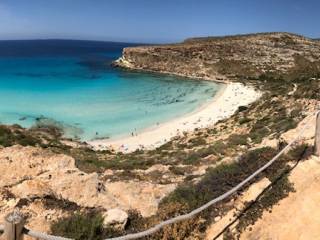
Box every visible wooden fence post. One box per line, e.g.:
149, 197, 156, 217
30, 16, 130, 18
4, 211, 25, 240
315, 111, 320, 157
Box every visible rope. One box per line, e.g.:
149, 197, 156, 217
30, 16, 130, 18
24, 228, 72, 240
104, 111, 318, 240
0, 111, 317, 240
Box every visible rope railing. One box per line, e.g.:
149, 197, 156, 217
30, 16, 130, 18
104, 110, 318, 240
1, 110, 319, 240
24, 229, 73, 240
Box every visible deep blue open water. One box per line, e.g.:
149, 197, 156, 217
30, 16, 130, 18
0, 40, 221, 141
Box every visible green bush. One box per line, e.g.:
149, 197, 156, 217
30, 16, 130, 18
228, 134, 248, 146
51, 212, 120, 240
286, 143, 310, 160
272, 118, 297, 133
74, 148, 156, 173
182, 152, 202, 165
188, 137, 206, 146
162, 147, 280, 210
51, 212, 104, 240
239, 117, 252, 125
210, 140, 227, 155
169, 166, 186, 176
0, 126, 41, 147
181, 142, 226, 165
249, 126, 270, 144
0, 126, 13, 147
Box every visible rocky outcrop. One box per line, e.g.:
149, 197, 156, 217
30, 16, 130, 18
0, 145, 176, 232
105, 181, 176, 216
114, 32, 320, 81
0, 32, 319, 239
239, 155, 320, 240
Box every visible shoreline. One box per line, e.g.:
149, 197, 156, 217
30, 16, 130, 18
88, 82, 261, 152
113, 57, 229, 83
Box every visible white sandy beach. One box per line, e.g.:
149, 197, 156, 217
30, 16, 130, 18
89, 82, 261, 152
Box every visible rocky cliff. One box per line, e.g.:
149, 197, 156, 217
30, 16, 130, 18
114, 32, 320, 81
0, 145, 176, 235
0, 32, 319, 239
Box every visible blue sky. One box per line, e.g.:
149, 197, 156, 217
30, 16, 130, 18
0, 0, 319, 43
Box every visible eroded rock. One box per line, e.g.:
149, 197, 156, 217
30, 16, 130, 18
103, 208, 128, 230
0, 144, 177, 235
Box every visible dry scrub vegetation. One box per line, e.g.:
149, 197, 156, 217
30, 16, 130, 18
0, 33, 319, 240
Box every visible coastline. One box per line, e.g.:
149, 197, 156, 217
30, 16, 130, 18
88, 82, 261, 152
113, 57, 229, 83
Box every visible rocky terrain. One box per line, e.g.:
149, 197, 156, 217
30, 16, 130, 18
115, 32, 320, 81
239, 155, 320, 240
0, 145, 177, 237
0, 32, 319, 239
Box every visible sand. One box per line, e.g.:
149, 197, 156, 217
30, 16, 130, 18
88, 82, 261, 152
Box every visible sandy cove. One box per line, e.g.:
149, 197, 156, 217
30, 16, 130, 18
89, 82, 261, 152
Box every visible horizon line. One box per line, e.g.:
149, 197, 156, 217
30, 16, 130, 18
0, 31, 318, 44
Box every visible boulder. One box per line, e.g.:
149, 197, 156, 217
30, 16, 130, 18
11, 179, 53, 199
103, 208, 128, 230
105, 181, 176, 217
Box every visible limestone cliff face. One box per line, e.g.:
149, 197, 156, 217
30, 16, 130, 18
0, 145, 176, 233
115, 32, 320, 81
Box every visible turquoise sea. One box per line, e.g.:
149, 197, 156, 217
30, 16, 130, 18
0, 40, 221, 141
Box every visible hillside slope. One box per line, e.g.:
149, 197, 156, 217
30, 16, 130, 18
240, 155, 320, 240
0, 32, 319, 239
115, 32, 320, 81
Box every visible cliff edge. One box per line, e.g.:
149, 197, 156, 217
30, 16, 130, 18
114, 32, 320, 81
